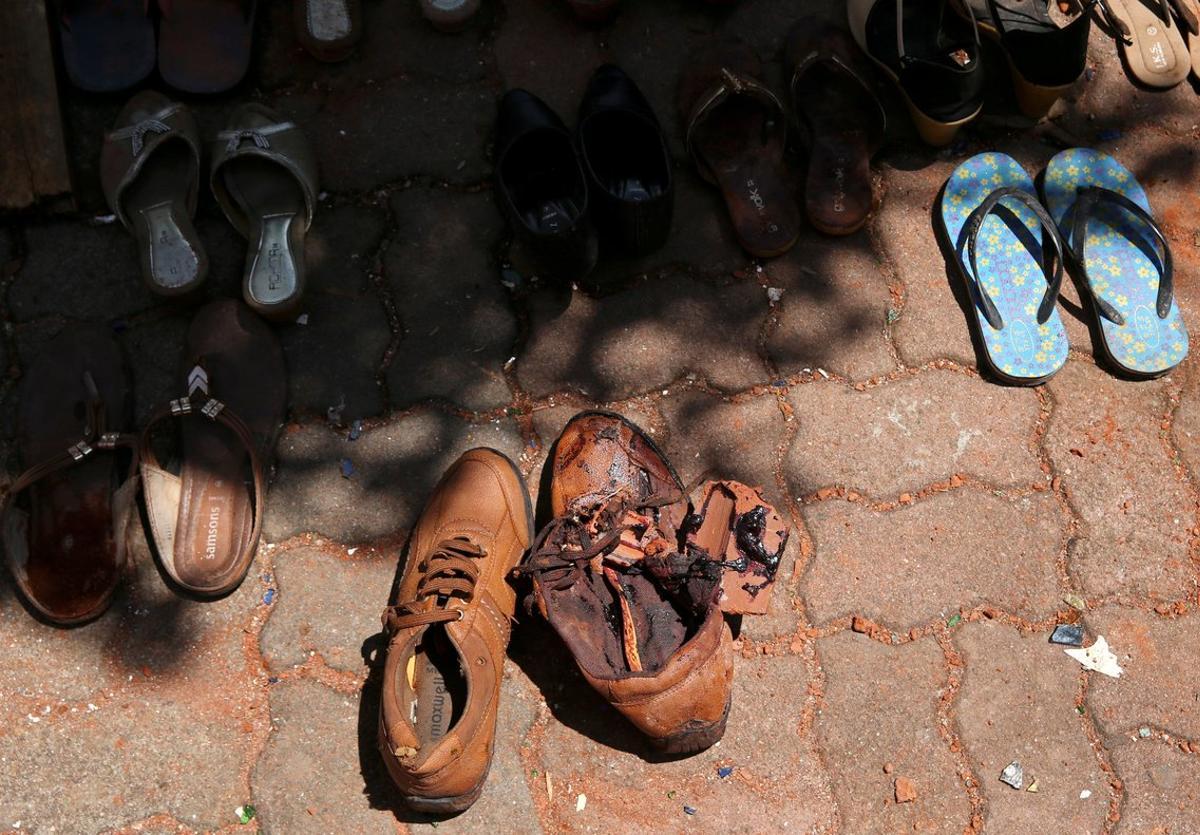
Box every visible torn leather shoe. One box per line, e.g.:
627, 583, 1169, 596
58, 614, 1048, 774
519, 411, 744, 754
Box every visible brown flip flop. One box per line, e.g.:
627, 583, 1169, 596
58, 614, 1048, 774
157, 0, 256, 94
785, 21, 886, 236
1101, 0, 1191, 87
138, 300, 286, 597
679, 41, 800, 258
1170, 0, 1200, 77
210, 104, 318, 321
101, 91, 207, 298
2, 328, 139, 625
294, 0, 363, 61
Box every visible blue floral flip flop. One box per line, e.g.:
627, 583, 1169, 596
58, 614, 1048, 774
939, 152, 1069, 384
1042, 148, 1188, 378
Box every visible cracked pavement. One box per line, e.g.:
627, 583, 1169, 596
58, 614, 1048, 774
2, 1, 1200, 833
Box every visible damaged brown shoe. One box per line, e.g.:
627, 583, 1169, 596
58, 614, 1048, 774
377, 448, 533, 813
520, 411, 737, 755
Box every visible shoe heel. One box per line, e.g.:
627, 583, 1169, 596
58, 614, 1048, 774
1007, 64, 1072, 119
905, 100, 973, 147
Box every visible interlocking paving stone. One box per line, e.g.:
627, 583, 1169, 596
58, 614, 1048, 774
955, 621, 1107, 833
519, 273, 769, 400
1171, 365, 1200, 485
494, 0, 603, 118
1057, 28, 1200, 141
385, 188, 516, 411
877, 159, 974, 368
1045, 362, 1193, 600
1111, 740, 1200, 834
0, 554, 261, 832
802, 489, 1065, 629
786, 370, 1044, 498
527, 647, 835, 833
254, 680, 394, 834
284, 204, 390, 418
265, 412, 524, 544
9, 221, 157, 323
815, 632, 969, 833
1083, 607, 1200, 742
260, 546, 397, 674
286, 78, 494, 193
766, 232, 895, 381
657, 389, 786, 505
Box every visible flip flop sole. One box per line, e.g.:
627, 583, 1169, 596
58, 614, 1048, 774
1042, 148, 1188, 378
158, 1, 255, 95
940, 153, 1069, 384
59, 1, 155, 93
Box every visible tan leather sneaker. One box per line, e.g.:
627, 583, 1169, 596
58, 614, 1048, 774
522, 411, 734, 754
378, 448, 533, 813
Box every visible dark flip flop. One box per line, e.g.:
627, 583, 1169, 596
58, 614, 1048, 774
2, 328, 138, 625
101, 91, 207, 297
54, 0, 156, 93
679, 40, 800, 258
211, 104, 319, 320
157, 0, 257, 95
785, 20, 886, 236
138, 300, 286, 597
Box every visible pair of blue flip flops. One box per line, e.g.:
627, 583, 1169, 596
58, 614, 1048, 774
940, 149, 1187, 384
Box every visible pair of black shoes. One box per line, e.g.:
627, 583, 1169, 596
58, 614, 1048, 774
494, 65, 674, 281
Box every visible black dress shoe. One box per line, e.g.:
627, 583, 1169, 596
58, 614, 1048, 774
848, 0, 985, 146
494, 89, 597, 280
577, 65, 674, 256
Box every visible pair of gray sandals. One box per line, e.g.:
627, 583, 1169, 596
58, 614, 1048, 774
101, 91, 318, 321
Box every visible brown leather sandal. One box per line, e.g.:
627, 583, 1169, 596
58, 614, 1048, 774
211, 104, 319, 321
679, 40, 800, 258
294, 0, 363, 62
1, 328, 139, 625
785, 20, 886, 237
138, 300, 286, 597
101, 91, 207, 297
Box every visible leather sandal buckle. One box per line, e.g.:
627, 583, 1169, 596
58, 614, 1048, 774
96, 432, 121, 449
170, 397, 193, 416
68, 441, 93, 461
200, 398, 225, 419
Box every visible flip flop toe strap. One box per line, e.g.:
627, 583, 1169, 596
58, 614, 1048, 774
685, 69, 785, 180
1067, 185, 1174, 324
140, 366, 267, 573
961, 186, 1066, 330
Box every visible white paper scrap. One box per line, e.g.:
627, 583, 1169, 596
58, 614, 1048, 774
1064, 635, 1123, 678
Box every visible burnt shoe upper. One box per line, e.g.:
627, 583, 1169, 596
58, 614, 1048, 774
577, 65, 674, 256
378, 448, 533, 812
494, 89, 598, 280
526, 411, 734, 754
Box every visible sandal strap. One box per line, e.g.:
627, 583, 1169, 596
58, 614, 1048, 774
1066, 185, 1174, 325
789, 49, 887, 138
139, 364, 267, 570
6, 376, 137, 498
1087, 0, 1135, 41
107, 103, 186, 158
684, 68, 785, 181
961, 186, 1066, 331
